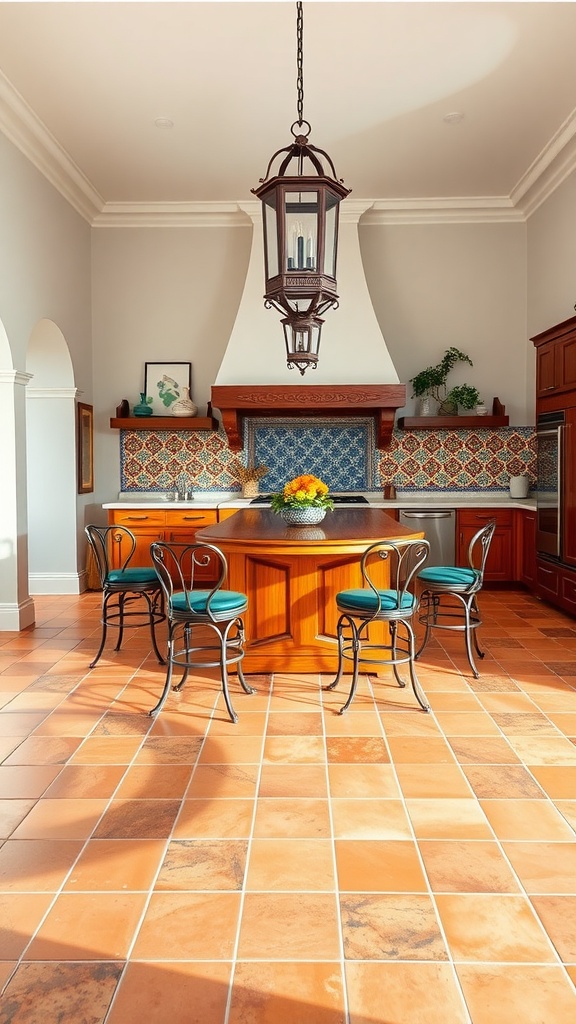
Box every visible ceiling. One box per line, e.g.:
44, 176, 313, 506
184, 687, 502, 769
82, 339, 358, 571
1, 1, 576, 220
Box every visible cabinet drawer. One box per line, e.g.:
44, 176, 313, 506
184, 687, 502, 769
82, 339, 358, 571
111, 509, 166, 527
165, 509, 217, 528
537, 559, 559, 597
458, 508, 513, 527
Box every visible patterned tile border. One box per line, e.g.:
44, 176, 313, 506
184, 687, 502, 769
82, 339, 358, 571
119, 422, 536, 495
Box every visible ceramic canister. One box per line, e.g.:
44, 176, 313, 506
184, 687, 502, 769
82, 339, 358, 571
509, 475, 529, 498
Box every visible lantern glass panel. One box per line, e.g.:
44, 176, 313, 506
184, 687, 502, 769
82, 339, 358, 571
323, 194, 339, 278
263, 194, 279, 279
285, 191, 318, 271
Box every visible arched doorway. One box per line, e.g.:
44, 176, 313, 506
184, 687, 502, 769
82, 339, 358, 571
26, 319, 81, 594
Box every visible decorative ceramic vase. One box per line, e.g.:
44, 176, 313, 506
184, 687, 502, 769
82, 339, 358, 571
171, 387, 198, 418
281, 506, 327, 526
134, 393, 153, 417
417, 396, 434, 416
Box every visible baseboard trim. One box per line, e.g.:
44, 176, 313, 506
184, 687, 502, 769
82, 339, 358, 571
0, 597, 36, 631
28, 572, 85, 596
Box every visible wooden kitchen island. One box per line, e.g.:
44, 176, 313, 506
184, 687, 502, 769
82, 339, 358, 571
197, 508, 424, 673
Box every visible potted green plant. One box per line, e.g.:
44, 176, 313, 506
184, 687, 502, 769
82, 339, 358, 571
409, 347, 474, 415
447, 384, 481, 413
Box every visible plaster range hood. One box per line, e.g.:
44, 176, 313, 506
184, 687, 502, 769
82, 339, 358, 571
211, 200, 405, 451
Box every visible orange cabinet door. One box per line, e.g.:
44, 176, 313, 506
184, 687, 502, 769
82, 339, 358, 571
165, 509, 219, 583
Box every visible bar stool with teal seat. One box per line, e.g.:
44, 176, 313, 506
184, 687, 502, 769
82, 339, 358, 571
416, 518, 496, 677
149, 541, 256, 722
324, 538, 431, 714
85, 525, 165, 669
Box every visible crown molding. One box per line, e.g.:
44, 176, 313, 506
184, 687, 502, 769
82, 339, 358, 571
92, 202, 249, 228
2, 59, 576, 228
0, 69, 103, 224
361, 196, 523, 226
512, 109, 576, 218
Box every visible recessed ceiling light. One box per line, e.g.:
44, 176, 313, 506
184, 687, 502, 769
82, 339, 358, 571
443, 112, 465, 125
154, 117, 174, 129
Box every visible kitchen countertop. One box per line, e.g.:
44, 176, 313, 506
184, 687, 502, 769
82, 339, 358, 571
103, 490, 536, 512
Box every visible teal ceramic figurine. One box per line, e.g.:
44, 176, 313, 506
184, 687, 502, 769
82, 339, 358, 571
134, 393, 153, 417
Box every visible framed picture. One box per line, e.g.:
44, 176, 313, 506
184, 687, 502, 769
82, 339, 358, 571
77, 402, 94, 494
144, 361, 192, 416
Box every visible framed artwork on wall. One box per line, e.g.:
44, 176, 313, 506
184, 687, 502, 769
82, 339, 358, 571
144, 361, 192, 416
77, 402, 94, 494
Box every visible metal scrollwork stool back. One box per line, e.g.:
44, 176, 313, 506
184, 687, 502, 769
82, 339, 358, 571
149, 541, 255, 722
325, 538, 431, 714
85, 525, 165, 669
416, 518, 496, 678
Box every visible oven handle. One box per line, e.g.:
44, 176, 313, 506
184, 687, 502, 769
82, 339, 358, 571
537, 427, 563, 440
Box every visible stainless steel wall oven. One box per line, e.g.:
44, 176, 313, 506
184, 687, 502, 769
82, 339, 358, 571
536, 410, 564, 560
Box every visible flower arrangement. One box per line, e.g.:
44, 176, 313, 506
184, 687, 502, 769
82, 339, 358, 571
270, 474, 334, 514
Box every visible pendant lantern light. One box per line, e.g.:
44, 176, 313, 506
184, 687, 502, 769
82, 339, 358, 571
251, 1, 351, 375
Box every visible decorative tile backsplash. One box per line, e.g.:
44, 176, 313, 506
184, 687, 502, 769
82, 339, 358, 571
119, 418, 536, 494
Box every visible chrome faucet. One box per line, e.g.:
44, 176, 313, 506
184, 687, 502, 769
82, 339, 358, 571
176, 472, 190, 501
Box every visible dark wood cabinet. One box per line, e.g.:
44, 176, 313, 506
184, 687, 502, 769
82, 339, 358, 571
532, 316, 576, 617
533, 316, 576, 397
517, 508, 537, 588
456, 509, 514, 583
536, 556, 576, 616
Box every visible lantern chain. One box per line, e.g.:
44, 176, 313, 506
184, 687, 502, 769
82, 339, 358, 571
296, 1, 304, 127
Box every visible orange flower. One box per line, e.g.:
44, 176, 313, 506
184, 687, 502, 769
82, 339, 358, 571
272, 475, 333, 513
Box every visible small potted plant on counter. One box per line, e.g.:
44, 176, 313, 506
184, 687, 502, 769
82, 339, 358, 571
410, 347, 474, 415
446, 384, 481, 414
235, 461, 269, 498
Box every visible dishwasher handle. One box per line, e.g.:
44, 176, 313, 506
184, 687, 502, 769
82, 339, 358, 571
400, 510, 454, 519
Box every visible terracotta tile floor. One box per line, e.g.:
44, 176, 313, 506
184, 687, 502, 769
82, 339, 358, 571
0, 588, 576, 1023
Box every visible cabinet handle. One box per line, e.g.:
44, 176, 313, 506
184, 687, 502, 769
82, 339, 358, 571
181, 515, 205, 521
540, 566, 554, 576
125, 515, 149, 521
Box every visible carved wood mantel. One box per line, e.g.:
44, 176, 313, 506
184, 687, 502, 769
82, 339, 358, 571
211, 384, 406, 451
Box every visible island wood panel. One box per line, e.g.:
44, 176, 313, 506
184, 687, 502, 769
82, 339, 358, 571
197, 508, 423, 673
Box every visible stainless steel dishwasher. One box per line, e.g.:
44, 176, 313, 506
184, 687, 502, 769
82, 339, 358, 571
399, 509, 456, 566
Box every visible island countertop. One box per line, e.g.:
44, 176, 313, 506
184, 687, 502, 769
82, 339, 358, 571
196, 506, 420, 555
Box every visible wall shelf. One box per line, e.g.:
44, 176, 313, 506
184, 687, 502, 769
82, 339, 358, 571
397, 397, 508, 430
397, 415, 509, 430
110, 415, 219, 431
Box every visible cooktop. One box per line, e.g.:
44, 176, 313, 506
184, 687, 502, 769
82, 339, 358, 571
249, 494, 369, 505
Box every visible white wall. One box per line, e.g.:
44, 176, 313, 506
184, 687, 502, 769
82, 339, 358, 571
0, 134, 92, 623
359, 219, 529, 423
91, 224, 252, 500
527, 171, 576, 338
